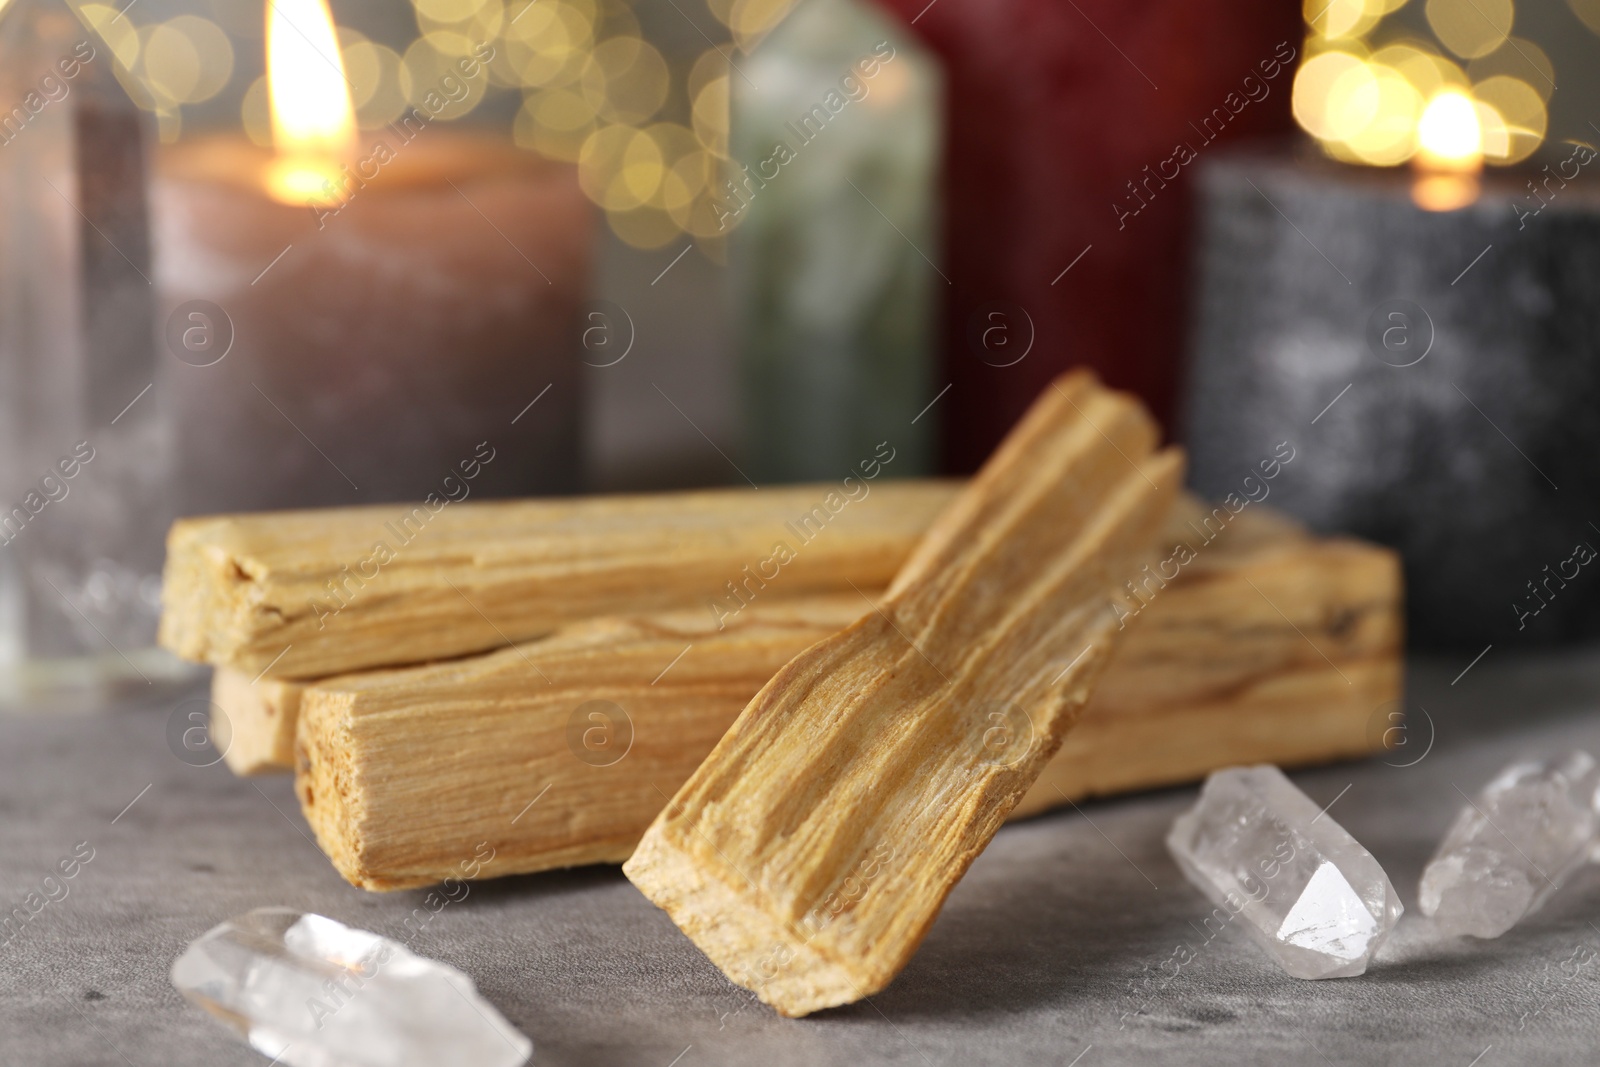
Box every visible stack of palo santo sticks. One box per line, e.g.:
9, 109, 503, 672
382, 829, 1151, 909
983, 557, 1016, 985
159, 372, 1402, 1016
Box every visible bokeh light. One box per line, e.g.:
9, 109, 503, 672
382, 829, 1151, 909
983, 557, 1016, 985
1293, 52, 1372, 141
241, 75, 271, 147
1306, 0, 1387, 42
501, 1, 592, 88
75, 0, 776, 248
691, 74, 730, 158
1424, 0, 1513, 60
581, 37, 670, 126
579, 124, 660, 211
1467, 38, 1554, 101
1472, 75, 1546, 163
79, 3, 140, 69
399, 36, 489, 122
138, 22, 201, 106
1371, 42, 1466, 100
516, 85, 599, 161
340, 31, 409, 129
722, 0, 795, 51
414, 0, 505, 51
1343, 66, 1423, 165
1568, 0, 1600, 36
1293, 0, 1548, 169
608, 203, 682, 249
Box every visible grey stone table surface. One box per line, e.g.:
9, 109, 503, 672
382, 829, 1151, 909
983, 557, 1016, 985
4, 646, 1600, 1067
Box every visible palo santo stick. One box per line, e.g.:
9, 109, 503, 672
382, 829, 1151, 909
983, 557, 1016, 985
291, 515, 1399, 893
198, 484, 1290, 777
623, 371, 1183, 1017
210, 667, 303, 775
1019, 526, 1401, 814
159, 480, 957, 680
296, 597, 868, 888
213, 495, 1301, 779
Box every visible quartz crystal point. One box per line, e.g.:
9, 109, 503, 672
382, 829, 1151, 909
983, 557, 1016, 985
1420, 751, 1600, 939
1167, 765, 1402, 979
732, 0, 942, 482
171, 909, 531, 1067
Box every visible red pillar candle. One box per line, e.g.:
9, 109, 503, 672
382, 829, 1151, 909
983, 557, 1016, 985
875, 0, 1301, 470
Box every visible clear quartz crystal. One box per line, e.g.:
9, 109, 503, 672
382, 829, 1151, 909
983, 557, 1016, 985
171, 909, 531, 1067
1167, 765, 1403, 979
1420, 751, 1600, 939
0, 0, 174, 695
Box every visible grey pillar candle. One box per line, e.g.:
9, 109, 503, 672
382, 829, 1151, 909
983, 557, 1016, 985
153, 132, 592, 515
1183, 148, 1600, 650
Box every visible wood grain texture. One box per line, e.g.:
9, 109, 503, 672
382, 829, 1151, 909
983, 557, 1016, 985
204, 493, 1261, 778
623, 371, 1183, 1016
159, 480, 957, 679
210, 667, 302, 776
295, 597, 864, 890
1022, 529, 1402, 814
288, 512, 1399, 893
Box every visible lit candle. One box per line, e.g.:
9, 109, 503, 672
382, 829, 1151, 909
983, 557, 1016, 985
1411, 89, 1483, 212
155, 0, 593, 515
1183, 140, 1600, 650
262, 0, 356, 207
1183, 4, 1600, 649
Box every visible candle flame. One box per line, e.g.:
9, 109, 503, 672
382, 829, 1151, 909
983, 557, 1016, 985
1416, 90, 1482, 172
265, 0, 356, 205
1412, 89, 1481, 211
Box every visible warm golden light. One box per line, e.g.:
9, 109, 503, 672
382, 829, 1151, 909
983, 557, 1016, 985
265, 0, 357, 205
1343, 65, 1423, 165
726, 0, 800, 50
1307, 0, 1387, 41
1416, 89, 1482, 167
1412, 89, 1482, 210
1472, 75, 1546, 163
1291, 3, 1549, 175
1292, 51, 1370, 141
1424, 0, 1512, 59
94, 0, 734, 248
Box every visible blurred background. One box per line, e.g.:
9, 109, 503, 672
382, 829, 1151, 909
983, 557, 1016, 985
2, 0, 1599, 698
